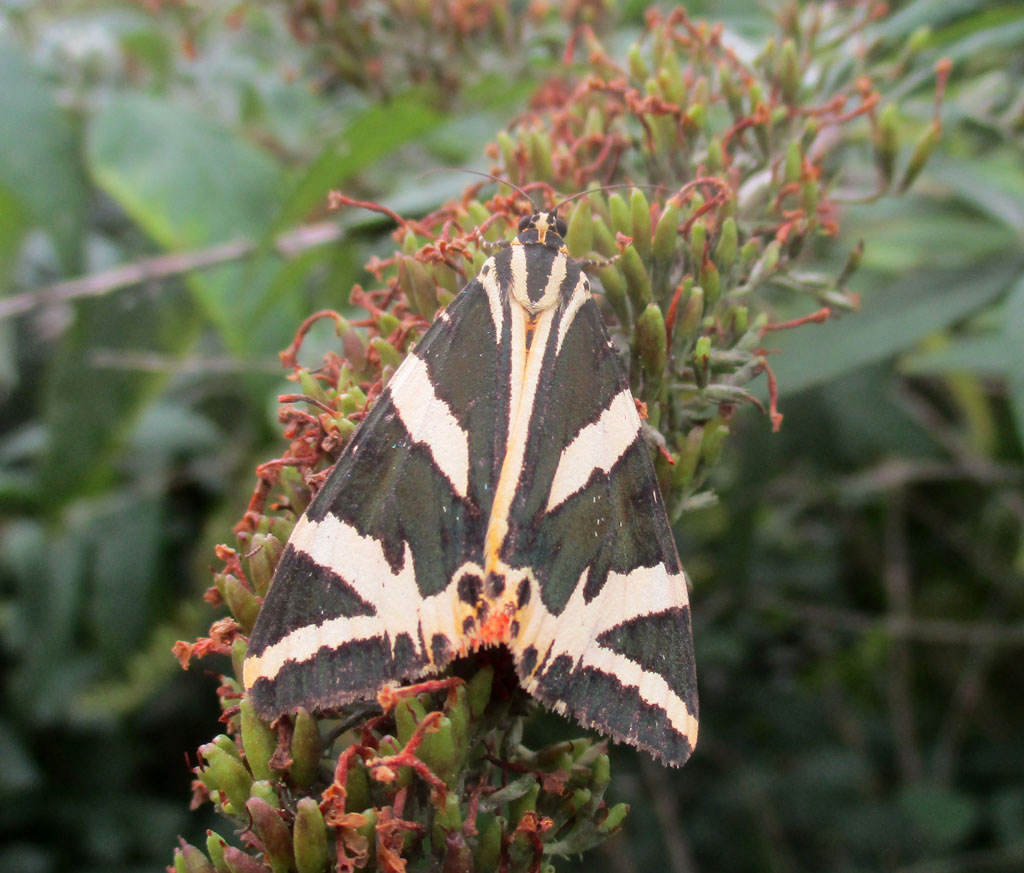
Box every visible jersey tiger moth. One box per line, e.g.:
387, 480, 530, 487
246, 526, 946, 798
243, 192, 699, 766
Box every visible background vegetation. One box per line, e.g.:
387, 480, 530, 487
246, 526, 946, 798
1, 1, 1022, 872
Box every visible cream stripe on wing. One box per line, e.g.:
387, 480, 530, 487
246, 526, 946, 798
479, 262, 504, 343
555, 276, 589, 355
515, 563, 697, 742
242, 514, 466, 687
388, 353, 470, 500
545, 388, 641, 512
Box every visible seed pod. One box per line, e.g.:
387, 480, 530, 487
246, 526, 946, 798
222, 846, 271, 873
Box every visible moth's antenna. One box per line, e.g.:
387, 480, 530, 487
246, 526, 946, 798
419, 168, 539, 208
551, 183, 664, 214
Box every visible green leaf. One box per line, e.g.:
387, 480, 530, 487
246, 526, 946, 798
41, 283, 200, 499
769, 259, 1022, 395
898, 783, 981, 851
86, 94, 293, 353
0, 38, 87, 272
272, 91, 444, 233
1005, 275, 1024, 452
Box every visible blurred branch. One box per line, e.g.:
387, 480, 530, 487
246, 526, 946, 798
761, 599, 1024, 647
639, 756, 700, 873
883, 492, 924, 782
0, 221, 342, 320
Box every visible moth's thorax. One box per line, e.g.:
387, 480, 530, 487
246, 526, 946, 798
496, 238, 581, 318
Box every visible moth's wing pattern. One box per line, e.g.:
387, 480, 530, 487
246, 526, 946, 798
506, 291, 699, 765
245, 277, 507, 717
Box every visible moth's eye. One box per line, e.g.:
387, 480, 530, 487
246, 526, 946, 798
554, 216, 568, 237
518, 215, 532, 232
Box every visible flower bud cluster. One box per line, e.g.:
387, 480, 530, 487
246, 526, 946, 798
177, 3, 945, 870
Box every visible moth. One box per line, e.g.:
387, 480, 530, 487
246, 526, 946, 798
244, 188, 698, 765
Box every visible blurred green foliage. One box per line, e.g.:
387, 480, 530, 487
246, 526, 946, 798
0, 2, 1022, 872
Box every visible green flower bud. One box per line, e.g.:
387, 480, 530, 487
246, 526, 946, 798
176, 840, 215, 873
565, 198, 593, 257
629, 189, 652, 260
784, 141, 802, 184
693, 336, 712, 389
706, 137, 724, 172
700, 260, 721, 308
370, 337, 403, 369
601, 802, 629, 833
249, 780, 279, 808
739, 238, 760, 273
628, 44, 648, 80
657, 48, 684, 105
779, 38, 800, 102
509, 782, 540, 824
529, 129, 554, 182
223, 845, 271, 873
223, 576, 259, 634
652, 202, 680, 263
290, 709, 321, 789
900, 119, 940, 192
293, 797, 330, 873
567, 788, 592, 815
673, 426, 704, 492
748, 239, 781, 288
446, 684, 470, 755
297, 370, 327, 404
676, 283, 704, 340
432, 789, 463, 847
246, 797, 293, 873
398, 257, 438, 319
635, 303, 667, 377
395, 696, 428, 746
621, 245, 652, 310
206, 831, 231, 873
591, 754, 610, 794
801, 179, 819, 219
714, 217, 738, 272
496, 131, 517, 179
246, 533, 282, 599
417, 715, 459, 787
873, 103, 899, 186
689, 220, 706, 269
608, 193, 631, 237
701, 416, 731, 467
346, 757, 371, 812
720, 65, 744, 118
584, 105, 604, 139
591, 214, 618, 258
474, 814, 503, 871
240, 697, 276, 782
467, 664, 494, 720
200, 743, 252, 814
230, 637, 247, 683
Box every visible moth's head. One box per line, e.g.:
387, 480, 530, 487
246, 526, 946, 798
517, 210, 568, 249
